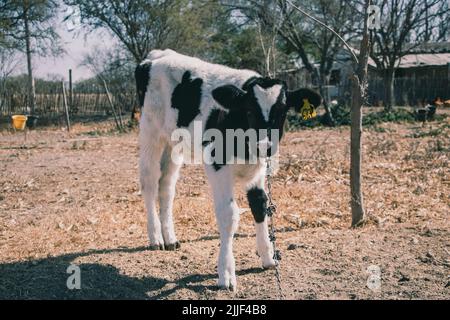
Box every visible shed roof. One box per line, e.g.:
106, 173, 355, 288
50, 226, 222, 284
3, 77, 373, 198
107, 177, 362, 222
395, 53, 450, 68
339, 45, 450, 69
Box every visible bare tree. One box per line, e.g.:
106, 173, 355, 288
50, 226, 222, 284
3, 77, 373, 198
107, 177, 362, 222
80, 45, 139, 120
23, 3, 36, 115
0, 0, 62, 114
0, 47, 22, 84
225, 0, 359, 126
65, 0, 220, 63
369, 0, 448, 111
279, 0, 361, 125
253, 1, 284, 77
0, 47, 22, 112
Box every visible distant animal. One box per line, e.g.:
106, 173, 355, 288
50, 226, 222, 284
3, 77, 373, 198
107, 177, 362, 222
432, 97, 444, 107
136, 49, 322, 290
131, 105, 141, 122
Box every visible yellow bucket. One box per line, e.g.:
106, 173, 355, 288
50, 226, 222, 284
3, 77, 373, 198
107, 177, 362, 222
12, 115, 28, 130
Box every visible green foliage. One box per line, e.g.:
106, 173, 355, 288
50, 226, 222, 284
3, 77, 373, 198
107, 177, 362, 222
286, 105, 449, 130
1, 74, 62, 93
286, 103, 351, 130
208, 26, 266, 73
286, 110, 322, 130
408, 126, 448, 139
362, 109, 416, 126
329, 103, 351, 126
369, 126, 388, 133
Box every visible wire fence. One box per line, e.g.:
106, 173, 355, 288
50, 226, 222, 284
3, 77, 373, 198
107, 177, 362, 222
0, 83, 137, 125
1, 68, 447, 126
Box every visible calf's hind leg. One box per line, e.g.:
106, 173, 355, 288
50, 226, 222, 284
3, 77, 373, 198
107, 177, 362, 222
140, 127, 166, 250
158, 144, 182, 250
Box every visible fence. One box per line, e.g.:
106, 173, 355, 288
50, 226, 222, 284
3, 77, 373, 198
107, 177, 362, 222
368, 76, 449, 106
278, 63, 450, 107
0, 83, 137, 124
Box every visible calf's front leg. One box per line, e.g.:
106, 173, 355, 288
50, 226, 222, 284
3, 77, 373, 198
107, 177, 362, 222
206, 165, 240, 291
247, 186, 276, 269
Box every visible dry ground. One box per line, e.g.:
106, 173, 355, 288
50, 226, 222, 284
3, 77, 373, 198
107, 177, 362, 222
0, 115, 449, 300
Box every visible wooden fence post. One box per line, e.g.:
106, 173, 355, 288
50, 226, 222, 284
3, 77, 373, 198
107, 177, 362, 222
62, 81, 71, 132
69, 69, 73, 112
103, 80, 123, 131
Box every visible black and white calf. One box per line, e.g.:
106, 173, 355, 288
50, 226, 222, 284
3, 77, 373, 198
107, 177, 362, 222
136, 49, 321, 290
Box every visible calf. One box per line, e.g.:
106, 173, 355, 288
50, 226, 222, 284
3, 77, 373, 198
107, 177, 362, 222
136, 49, 321, 290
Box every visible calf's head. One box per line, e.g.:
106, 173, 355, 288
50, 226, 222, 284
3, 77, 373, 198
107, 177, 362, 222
212, 77, 322, 156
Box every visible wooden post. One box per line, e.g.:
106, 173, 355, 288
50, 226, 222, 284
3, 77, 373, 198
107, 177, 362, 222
103, 80, 122, 131
285, 0, 370, 227
350, 0, 371, 227
62, 81, 71, 132
69, 69, 73, 112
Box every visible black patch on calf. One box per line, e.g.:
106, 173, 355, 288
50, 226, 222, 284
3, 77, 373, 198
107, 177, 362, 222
242, 76, 284, 91
171, 71, 203, 127
286, 88, 322, 112
242, 76, 260, 91
203, 109, 226, 171
203, 106, 256, 171
205, 76, 297, 172
247, 187, 268, 223
204, 109, 222, 134
135, 62, 152, 107
212, 85, 245, 110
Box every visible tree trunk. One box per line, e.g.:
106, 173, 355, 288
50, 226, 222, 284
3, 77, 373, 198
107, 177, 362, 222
384, 68, 395, 112
350, 75, 365, 226
350, 0, 371, 227
24, 6, 36, 114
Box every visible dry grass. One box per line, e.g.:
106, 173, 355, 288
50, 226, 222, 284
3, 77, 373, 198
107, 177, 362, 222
0, 117, 449, 300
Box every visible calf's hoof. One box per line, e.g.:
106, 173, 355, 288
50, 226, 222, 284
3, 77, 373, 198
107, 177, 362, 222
262, 259, 277, 270
148, 243, 165, 250
218, 283, 236, 292
165, 241, 181, 251
218, 275, 237, 292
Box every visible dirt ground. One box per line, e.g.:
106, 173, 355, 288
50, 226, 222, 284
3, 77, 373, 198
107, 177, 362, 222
0, 115, 449, 300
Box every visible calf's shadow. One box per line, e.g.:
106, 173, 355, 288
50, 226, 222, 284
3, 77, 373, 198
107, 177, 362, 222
0, 246, 265, 300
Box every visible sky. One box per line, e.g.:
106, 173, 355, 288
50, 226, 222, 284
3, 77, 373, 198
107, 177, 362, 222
30, 6, 116, 82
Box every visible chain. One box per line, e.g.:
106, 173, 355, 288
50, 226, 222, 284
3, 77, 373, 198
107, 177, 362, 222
265, 128, 285, 300
262, 112, 332, 299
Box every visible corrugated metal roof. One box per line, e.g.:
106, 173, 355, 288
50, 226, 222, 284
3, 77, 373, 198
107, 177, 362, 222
396, 53, 450, 68
340, 46, 450, 69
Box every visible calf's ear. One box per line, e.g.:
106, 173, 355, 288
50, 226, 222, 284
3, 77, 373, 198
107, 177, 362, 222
286, 88, 322, 112
212, 85, 246, 110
